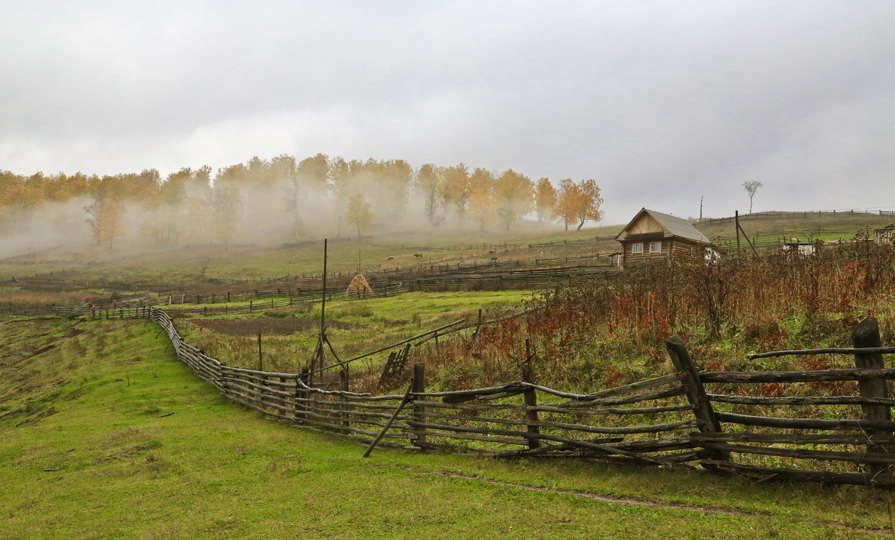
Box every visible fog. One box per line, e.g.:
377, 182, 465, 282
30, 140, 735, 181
1, 1, 893, 230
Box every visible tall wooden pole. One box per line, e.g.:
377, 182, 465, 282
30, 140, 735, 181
320, 238, 328, 339
735, 211, 741, 253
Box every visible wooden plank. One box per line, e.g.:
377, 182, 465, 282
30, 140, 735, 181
700, 442, 895, 465
521, 372, 688, 401
413, 399, 692, 416
363, 384, 414, 458
691, 432, 895, 445
716, 412, 895, 431
707, 393, 895, 406
407, 419, 698, 436
747, 346, 895, 360
701, 367, 895, 384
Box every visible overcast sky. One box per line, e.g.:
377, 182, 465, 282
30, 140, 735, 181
1, 0, 893, 224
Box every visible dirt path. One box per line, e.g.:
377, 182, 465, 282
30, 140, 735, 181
423, 470, 892, 536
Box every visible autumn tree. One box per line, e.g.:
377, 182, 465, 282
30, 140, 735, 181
211, 187, 243, 251
84, 183, 128, 248
495, 169, 533, 230
575, 179, 603, 230
553, 178, 603, 231
416, 163, 443, 227
469, 167, 495, 193
467, 188, 496, 232
553, 179, 581, 231
345, 192, 373, 240
1, 182, 43, 232
439, 163, 470, 227
534, 178, 557, 223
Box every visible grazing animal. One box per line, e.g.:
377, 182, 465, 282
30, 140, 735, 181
414, 253, 423, 259
490, 257, 498, 262
387, 256, 394, 260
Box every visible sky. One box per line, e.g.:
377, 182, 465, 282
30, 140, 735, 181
1, 0, 893, 225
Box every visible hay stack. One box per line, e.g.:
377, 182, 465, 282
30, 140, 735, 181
346, 273, 373, 297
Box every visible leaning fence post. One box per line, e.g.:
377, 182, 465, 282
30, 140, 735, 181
665, 336, 728, 460
412, 363, 426, 447
852, 317, 892, 469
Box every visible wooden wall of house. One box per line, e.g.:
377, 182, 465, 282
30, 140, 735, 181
620, 237, 703, 267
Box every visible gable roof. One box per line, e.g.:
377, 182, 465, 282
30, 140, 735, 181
615, 208, 710, 244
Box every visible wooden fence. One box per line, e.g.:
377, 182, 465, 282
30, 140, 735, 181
700, 209, 895, 226
143, 305, 895, 486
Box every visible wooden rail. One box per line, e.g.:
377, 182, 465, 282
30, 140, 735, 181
140, 306, 895, 487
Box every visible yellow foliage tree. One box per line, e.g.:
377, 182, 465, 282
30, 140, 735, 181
1, 183, 44, 232
467, 188, 496, 232
346, 192, 372, 240
553, 178, 603, 231
534, 178, 557, 223
438, 163, 470, 227
495, 169, 533, 230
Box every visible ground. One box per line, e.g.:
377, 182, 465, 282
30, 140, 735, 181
188, 317, 358, 337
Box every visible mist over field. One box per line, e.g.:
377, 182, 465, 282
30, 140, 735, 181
1, 1, 893, 255
0, 156, 600, 261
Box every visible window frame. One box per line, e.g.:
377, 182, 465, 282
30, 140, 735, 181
650, 241, 662, 253
632, 242, 643, 254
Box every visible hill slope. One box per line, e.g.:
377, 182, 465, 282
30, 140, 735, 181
1, 316, 893, 538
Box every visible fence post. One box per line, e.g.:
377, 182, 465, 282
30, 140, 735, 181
521, 361, 541, 450
852, 317, 892, 470
664, 336, 728, 460
295, 368, 309, 421
340, 367, 350, 427
412, 363, 426, 447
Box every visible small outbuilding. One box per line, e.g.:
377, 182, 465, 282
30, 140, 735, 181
875, 224, 895, 245
614, 208, 710, 268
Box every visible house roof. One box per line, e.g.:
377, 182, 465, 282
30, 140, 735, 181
615, 208, 710, 244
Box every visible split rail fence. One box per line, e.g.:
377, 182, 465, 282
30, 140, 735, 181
145, 305, 895, 487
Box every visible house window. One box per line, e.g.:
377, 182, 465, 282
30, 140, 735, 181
650, 241, 662, 253
632, 242, 643, 254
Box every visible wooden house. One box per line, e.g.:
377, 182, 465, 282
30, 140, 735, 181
614, 208, 710, 268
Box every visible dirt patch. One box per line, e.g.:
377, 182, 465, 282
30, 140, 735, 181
188, 317, 358, 337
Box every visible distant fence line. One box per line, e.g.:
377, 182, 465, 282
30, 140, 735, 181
131, 303, 895, 487
1, 258, 615, 314
700, 209, 895, 226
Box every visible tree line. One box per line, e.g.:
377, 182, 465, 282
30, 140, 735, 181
0, 155, 604, 248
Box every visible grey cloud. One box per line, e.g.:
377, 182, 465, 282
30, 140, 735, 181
1, 0, 893, 223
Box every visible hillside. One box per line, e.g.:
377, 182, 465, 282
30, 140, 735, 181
1, 315, 892, 538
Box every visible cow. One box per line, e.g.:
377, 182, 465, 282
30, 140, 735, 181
387, 256, 394, 260
414, 253, 423, 259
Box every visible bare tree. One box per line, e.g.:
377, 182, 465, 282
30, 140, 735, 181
742, 181, 763, 213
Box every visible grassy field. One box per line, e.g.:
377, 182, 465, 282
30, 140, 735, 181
2, 316, 893, 539
174, 290, 530, 379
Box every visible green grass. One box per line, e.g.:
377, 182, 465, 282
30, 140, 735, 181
0, 220, 620, 290
1, 316, 893, 538
175, 291, 529, 377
